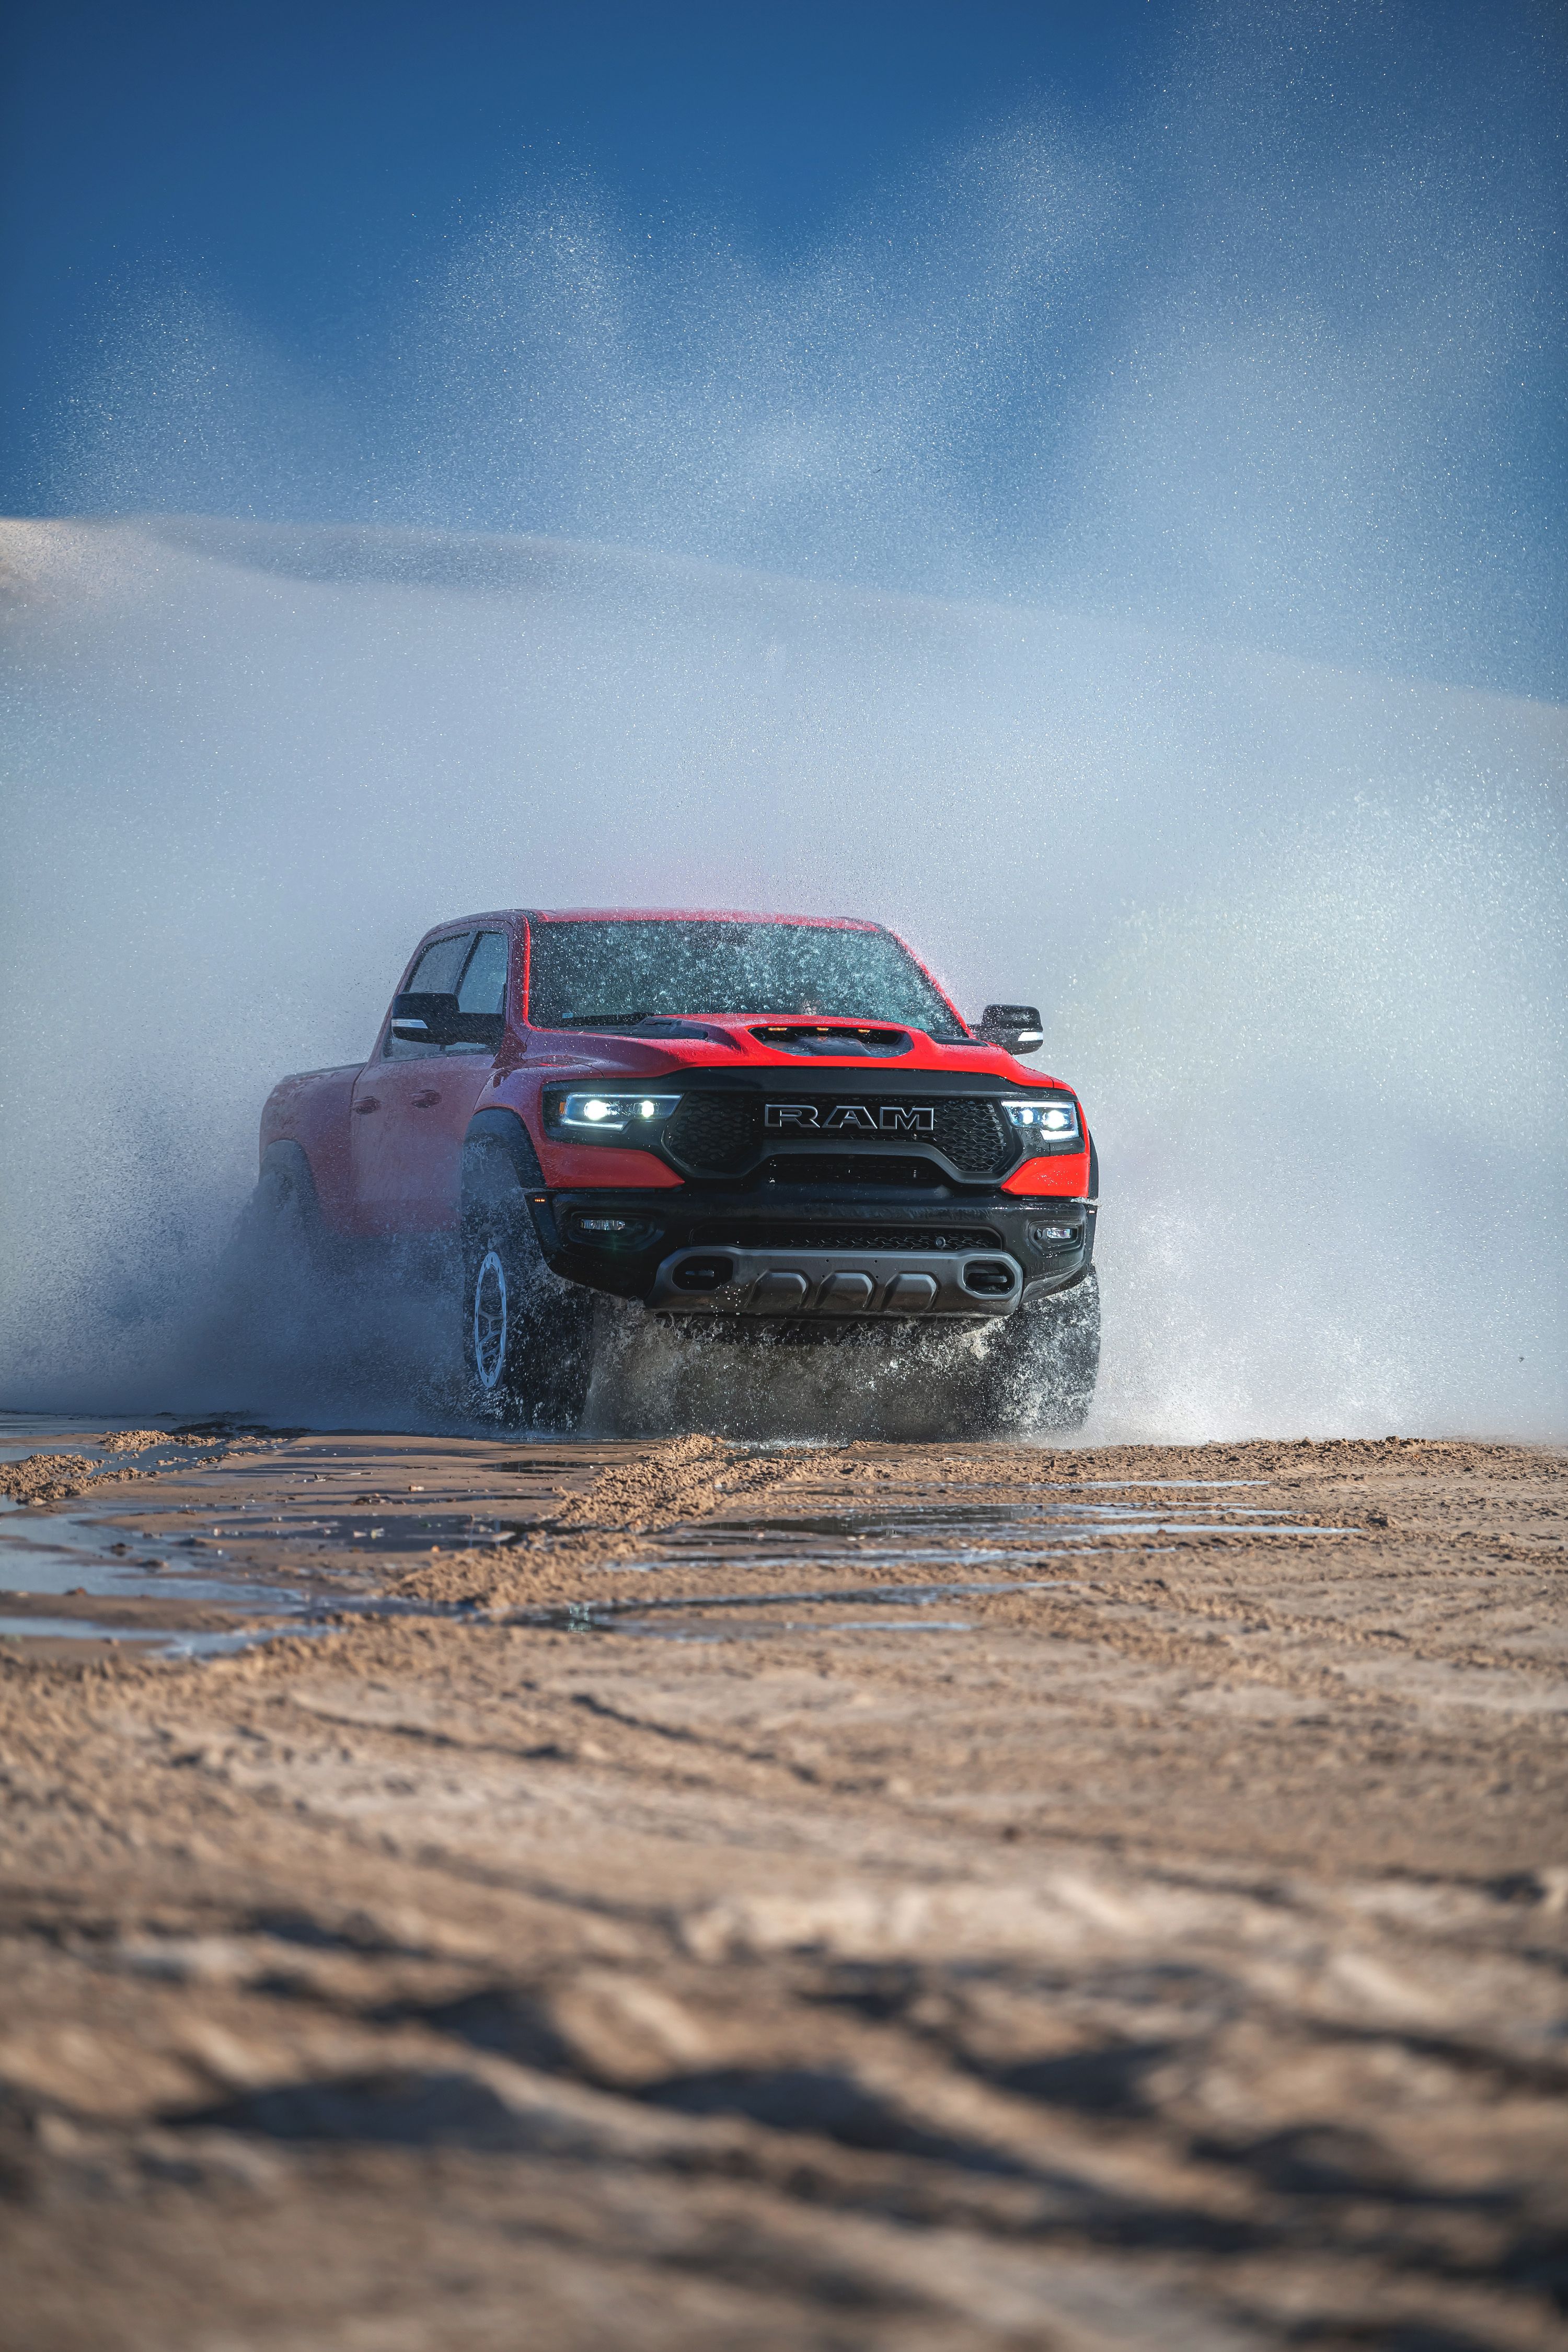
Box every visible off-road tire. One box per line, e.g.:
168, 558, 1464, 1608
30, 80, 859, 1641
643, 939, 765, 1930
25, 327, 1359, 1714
246, 1140, 325, 1272
460, 1140, 595, 1428
967, 1267, 1100, 1435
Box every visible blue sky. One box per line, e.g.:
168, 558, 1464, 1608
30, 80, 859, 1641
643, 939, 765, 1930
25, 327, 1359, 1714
3, 1, 1563, 693
2, 0, 1161, 505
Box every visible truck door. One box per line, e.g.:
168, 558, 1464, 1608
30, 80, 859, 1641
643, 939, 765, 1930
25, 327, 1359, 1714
349, 930, 509, 1234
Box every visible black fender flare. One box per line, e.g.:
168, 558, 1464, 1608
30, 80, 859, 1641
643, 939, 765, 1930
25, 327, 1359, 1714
461, 1108, 552, 1253
258, 1136, 322, 1223
463, 1106, 547, 1188
462, 1108, 587, 1306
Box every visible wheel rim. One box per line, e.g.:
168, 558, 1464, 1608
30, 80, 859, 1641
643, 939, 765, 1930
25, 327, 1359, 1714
472, 1249, 508, 1390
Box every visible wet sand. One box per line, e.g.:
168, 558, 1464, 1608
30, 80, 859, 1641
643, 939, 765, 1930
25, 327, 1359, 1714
2, 1426, 1565, 2349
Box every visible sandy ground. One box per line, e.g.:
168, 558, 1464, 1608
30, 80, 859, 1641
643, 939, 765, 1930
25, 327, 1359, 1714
1, 1426, 1565, 2350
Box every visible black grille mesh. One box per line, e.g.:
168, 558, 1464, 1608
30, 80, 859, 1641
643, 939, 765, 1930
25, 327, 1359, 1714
929, 1098, 1012, 1177
665, 1093, 1014, 1179
663, 1094, 757, 1173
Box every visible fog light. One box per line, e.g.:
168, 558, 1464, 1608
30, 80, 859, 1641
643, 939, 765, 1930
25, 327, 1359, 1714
1031, 1223, 1081, 1244
572, 1214, 663, 1250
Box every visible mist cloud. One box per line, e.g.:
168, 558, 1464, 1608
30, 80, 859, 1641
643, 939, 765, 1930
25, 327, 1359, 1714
4, 2, 1564, 1436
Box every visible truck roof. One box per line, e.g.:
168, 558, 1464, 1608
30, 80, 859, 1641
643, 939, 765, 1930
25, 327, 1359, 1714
416, 909, 888, 935
525, 909, 883, 928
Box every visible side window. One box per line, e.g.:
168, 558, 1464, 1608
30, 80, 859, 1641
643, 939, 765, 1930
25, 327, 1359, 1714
445, 929, 509, 1055
457, 931, 508, 1016
410, 933, 472, 994
384, 931, 471, 1058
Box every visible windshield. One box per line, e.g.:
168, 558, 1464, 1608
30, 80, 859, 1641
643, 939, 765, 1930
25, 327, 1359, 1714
526, 920, 967, 1040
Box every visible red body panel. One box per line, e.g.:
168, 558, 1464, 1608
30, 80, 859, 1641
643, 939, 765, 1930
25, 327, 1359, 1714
348, 1055, 498, 1233
1000, 1156, 1091, 1196
536, 1141, 687, 1189
260, 910, 1093, 1232
259, 1065, 359, 1225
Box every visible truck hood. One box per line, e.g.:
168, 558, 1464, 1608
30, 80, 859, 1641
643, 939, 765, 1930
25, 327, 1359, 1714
521, 1012, 1071, 1092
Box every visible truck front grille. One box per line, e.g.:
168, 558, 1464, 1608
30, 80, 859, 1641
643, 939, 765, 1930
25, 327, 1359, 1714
663, 1094, 1016, 1180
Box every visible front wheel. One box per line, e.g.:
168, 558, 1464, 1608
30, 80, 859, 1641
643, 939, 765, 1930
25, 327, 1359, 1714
461, 1149, 595, 1428
469, 1246, 513, 1394
967, 1269, 1100, 1436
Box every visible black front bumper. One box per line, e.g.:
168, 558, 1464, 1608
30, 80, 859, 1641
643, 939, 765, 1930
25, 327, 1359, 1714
532, 1184, 1098, 1311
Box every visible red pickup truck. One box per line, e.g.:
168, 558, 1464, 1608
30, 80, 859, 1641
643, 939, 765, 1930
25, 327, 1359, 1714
257, 910, 1099, 1431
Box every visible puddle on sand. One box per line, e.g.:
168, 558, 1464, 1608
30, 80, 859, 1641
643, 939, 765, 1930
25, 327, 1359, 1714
613, 1486, 1361, 1574
0, 1502, 319, 1654
0, 1612, 316, 1658
0, 1415, 112, 1468
552, 1573, 1075, 1623
318, 1574, 1076, 1645
1057, 1478, 1269, 1489
0, 1612, 162, 1649
590, 1546, 1078, 1575
0, 1509, 284, 1600
0, 1416, 246, 1470
612, 1618, 979, 1642
0, 1419, 1359, 1658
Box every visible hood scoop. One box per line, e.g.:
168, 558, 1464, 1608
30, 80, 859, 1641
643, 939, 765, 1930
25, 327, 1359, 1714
750, 1024, 914, 1058
627, 1018, 729, 1043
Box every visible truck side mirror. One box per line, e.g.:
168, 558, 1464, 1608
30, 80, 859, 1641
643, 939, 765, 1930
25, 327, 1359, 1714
390, 992, 504, 1050
976, 1003, 1044, 1054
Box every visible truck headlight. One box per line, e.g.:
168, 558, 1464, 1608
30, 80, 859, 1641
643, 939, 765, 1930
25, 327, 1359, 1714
551, 1091, 682, 1134
1002, 1095, 1080, 1149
